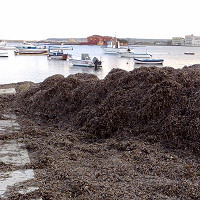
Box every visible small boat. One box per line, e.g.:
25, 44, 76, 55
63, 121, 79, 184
0, 51, 8, 57
47, 46, 70, 60
118, 52, 152, 58
49, 45, 73, 51
184, 52, 195, 55
0, 41, 16, 50
102, 40, 133, 54
134, 58, 164, 64
70, 54, 102, 67
15, 43, 48, 55
0, 46, 16, 50
15, 49, 48, 55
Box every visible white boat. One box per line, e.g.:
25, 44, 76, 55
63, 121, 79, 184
70, 54, 102, 67
134, 58, 164, 64
49, 45, 73, 51
102, 40, 132, 54
15, 43, 48, 55
0, 51, 8, 57
47, 46, 70, 60
118, 52, 152, 58
0, 41, 16, 50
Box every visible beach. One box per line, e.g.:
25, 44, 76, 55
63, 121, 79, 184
0, 66, 199, 199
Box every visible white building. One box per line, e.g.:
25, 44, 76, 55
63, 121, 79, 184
192, 39, 200, 46
184, 34, 200, 46
172, 37, 185, 46
185, 34, 195, 46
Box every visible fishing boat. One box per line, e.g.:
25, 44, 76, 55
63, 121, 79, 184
134, 58, 164, 64
118, 52, 152, 58
47, 46, 70, 60
102, 40, 132, 54
70, 54, 102, 67
15, 43, 48, 55
184, 52, 195, 55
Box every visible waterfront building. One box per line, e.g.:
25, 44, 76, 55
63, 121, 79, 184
184, 34, 200, 46
87, 35, 113, 45
192, 37, 200, 46
172, 37, 185, 46
185, 34, 195, 46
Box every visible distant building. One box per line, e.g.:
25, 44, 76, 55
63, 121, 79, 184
172, 37, 185, 46
117, 38, 128, 46
87, 35, 113, 45
127, 38, 171, 46
185, 34, 195, 46
46, 38, 87, 44
185, 34, 200, 46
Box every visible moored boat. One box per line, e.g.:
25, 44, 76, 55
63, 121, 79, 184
47, 46, 70, 60
15, 49, 48, 55
134, 58, 164, 64
184, 52, 195, 55
102, 40, 133, 54
118, 52, 152, 58
0, 41, 16, 50
0, 51, 8, 57
70, 54, 102, 67
15, 43, 48, 55
49, 45, 73, 51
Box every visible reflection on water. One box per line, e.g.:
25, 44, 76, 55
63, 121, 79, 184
1, 45, 200, 84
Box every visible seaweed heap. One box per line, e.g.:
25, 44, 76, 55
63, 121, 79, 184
16, 66, 200, 153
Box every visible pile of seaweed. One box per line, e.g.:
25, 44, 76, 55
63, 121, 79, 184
16, 65, 200, 153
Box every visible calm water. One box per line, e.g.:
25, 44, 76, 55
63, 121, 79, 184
1, 45, 200, 84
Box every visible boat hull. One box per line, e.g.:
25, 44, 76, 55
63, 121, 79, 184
102, 47, 129, 54
48, 54, 68, 60
15, 49, 48, 55
0, 46, 16, 50
49, 46, 73, 50
70, 59, 95, 67
184, 52, 195, 55
119, 52, 152, 58
0, 52, 8, 57
134, 58, 164, 64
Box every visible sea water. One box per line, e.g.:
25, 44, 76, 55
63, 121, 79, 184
0, 45, 200, 84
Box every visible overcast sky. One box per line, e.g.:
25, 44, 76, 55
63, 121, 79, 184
1, 0, 199, 40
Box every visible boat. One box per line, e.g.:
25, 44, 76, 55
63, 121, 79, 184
118, 52, 152, 58
184, 52, 195, 55
134, 58, 164, 64
0, 41, 16, 50
102, 40, 133, 54
70, 54, 102, 67
0, 51, 8, 57
49, 45, 73, 51
47, 46, 70, 60
14, 43, 48, 55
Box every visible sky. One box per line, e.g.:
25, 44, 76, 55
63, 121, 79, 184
1, 0, 200, 40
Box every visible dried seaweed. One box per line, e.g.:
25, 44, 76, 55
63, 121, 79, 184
2, 66, 200, 199
16, 66, 200, 153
